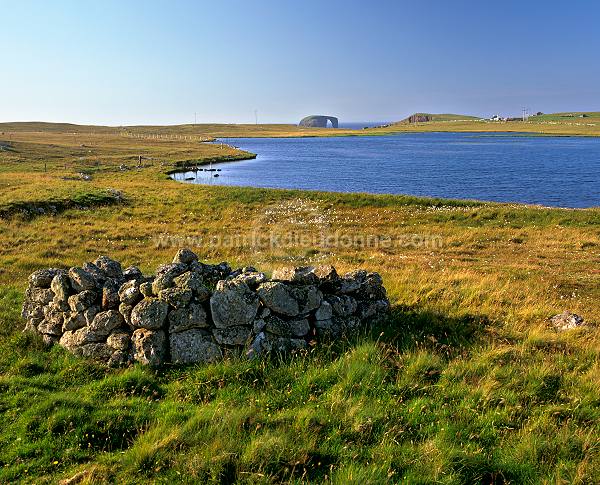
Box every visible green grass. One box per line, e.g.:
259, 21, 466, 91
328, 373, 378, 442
399, 113, 482, 123
0, 188, 123, 219
528, 111, 600, 122
0, 298, 598, 483
3, 110, 600, 140
0, 125, 599, 483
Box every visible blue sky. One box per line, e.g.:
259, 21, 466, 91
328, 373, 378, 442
2, 0, 599, 125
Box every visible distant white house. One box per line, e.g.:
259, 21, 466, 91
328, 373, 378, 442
490, 114, 502, 121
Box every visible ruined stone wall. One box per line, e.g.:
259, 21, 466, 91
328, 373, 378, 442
21, 250, 389, 366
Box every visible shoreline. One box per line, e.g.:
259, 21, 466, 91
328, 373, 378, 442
167, 134, 600, 211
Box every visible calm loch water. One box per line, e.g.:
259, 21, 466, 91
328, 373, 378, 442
171, 133, 600, 208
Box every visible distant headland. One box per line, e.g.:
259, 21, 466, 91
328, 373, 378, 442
298, 115, 339, 128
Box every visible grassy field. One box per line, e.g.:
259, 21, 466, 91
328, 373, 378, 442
0, 126, 599, 483
3, 111, 600, 140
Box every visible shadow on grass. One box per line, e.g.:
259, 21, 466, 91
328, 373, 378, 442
371, 304, 490, 355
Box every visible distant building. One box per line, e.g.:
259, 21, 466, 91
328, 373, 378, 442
490, 114, 503, 121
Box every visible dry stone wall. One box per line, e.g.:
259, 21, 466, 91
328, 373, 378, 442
21, 250, 389, 366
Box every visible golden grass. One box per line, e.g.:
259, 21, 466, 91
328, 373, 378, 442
1, 128, 598, 329
1, 126, 599, 482
4, 112, 600, 139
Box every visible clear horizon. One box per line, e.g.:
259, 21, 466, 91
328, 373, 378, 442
3, 0, 599, 125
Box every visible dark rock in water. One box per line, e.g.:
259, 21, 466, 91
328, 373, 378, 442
299, 115, 339, 128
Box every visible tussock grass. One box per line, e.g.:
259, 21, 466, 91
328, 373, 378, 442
0, 126, 598, 483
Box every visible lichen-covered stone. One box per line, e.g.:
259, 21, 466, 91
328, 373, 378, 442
173, 271, 211, 301
69, 267, 97, 292
131, 298, 169, 329
550, 311, 586, 331
250, 332, 307, 356
68, 290, 97, 312
84, 305, 100, 324
256, 282, 300, 316
313, 265, 339, 288
210, 279, 259, 328
118, 279, 143, 306
264, 316, 310, 337
82, 262, 107, 284
94, 256, 123, 279
168, 303, 208, 333
51, 273, 72, 304
272, 266, 319, 285
339, 270, 386, 300
28, 287, 55, 305
89, 310, 124, 337
60, 325, 104, 347
297, 286, 323, 314
212, 325, 252, 345
172, 248, 198, 265
159, 287, 192, 309
169, 329, 221, 364
107, 331, 131, 352
38, 311, 64, 335
42, 334, 60, 346
139, 281, 154, 297
257, 282, 321, 317
356, 299, 389, 319
132, 328, 166, 366
314, 318, 337, 338
29, 268, 63, 288
72, 343, 114, 362
24, 304, 45, 321
315, 300, 333, 320
231, 271, 267, 289
62, 311, 87, 331
327, 295, 357, 317
122, 266, 143, 281
338, 272, 364, 294
22, 254, 389, 367
119, 302, 134, 326
152, 263, 188, 293
102, 280, 120, 310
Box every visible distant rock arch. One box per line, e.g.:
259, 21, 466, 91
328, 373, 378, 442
299, 115, 339, 128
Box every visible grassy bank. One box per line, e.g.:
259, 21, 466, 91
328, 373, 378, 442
0, 127, 599, 483
3, 111, 600, 139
